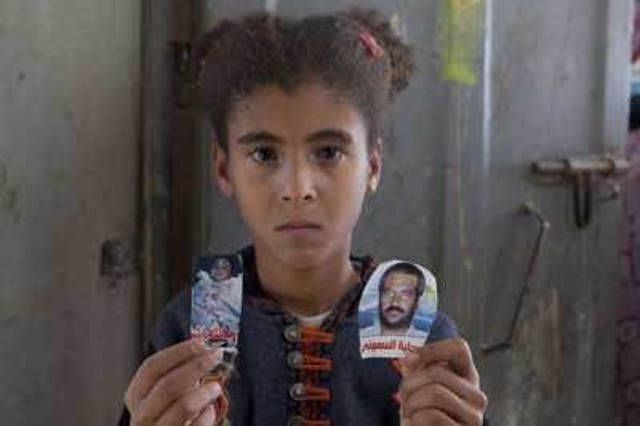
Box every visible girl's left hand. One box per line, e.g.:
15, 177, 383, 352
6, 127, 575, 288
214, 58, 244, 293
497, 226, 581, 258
398, 338, 487, 425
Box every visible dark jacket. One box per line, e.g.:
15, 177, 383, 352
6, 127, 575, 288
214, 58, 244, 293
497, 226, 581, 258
119, 246, 472, 426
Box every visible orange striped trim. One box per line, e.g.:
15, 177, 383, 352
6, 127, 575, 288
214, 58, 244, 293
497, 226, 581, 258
301, 354, 332, 372
302, 420, 331, 426
290, 416, 331, 426
303, 384, 331, 401
300, 326, 334, 344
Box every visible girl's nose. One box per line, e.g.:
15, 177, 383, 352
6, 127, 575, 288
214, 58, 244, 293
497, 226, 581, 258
280, 160, 317, 204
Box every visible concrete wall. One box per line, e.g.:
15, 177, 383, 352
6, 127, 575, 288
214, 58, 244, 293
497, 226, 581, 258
0, 1, 142, 424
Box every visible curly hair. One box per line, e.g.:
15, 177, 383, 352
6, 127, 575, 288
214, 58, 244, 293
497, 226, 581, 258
190, 8, 416, 152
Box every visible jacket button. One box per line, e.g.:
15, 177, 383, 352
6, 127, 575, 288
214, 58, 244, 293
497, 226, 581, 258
289, 382, 306, 401
284, 324, 301, 342
287, 351, 303, 369
287, 416, 305, 426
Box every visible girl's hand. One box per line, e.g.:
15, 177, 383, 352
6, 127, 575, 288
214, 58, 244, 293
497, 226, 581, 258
399, 338, 487, 425
124, 338, 224, 426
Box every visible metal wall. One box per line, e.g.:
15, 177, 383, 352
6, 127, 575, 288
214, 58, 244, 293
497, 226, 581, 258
0, 1, 142, 424
198, 0, 632, 425
477, 0, 631, 424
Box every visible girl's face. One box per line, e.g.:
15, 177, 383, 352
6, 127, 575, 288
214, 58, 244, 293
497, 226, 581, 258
214, 81, 381, 268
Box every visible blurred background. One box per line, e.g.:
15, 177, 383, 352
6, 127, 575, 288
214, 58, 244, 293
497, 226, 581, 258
1, 0, 639, 425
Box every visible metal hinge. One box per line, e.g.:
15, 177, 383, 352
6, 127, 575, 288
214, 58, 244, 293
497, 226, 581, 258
530, 154, 630, 228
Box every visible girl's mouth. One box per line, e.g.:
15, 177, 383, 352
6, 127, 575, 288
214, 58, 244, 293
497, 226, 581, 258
275, 221, 322, 231
275, 221, 323, 238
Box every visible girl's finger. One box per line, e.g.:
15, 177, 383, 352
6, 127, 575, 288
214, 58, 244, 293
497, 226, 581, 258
191, 404, 217, 426
400, 363, 487, 410
125, 338, 208, 406
403, 338, 479, 384
408, 408, 457, 426
133, 350, 223, 424
403, 382, 482, 425
155, 381, 222, 426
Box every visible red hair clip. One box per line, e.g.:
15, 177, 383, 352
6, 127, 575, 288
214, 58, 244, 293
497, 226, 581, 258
358, 31, 384, 59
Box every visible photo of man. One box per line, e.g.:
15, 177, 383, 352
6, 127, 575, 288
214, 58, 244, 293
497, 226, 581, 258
359, 260, 438, 358
380, 262, 424, 335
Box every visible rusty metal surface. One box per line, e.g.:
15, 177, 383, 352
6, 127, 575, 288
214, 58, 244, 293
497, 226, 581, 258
168, 0, 199, 298
140, 0, 175, 344
475, 0, 630, 424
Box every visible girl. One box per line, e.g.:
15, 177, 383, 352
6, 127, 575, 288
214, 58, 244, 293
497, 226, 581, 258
121, 8, 487, 426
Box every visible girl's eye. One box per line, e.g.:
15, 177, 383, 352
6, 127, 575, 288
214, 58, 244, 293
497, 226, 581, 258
315, 146, 345, 163
250, 146, 278, 164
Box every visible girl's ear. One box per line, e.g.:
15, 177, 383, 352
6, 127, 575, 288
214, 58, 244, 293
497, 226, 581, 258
367, 138, 383, 194
212, 142, 234, 198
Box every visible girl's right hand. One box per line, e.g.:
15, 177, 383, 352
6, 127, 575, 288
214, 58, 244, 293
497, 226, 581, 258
124, 338, 224, 426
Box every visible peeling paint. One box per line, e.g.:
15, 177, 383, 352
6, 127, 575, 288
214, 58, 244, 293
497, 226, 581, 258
264, 0, 278, 14
0, 162, 7, 187
3, 188, 18, 212
1, 315, 19, 327
500, 288, 564, 424
438, 0, 482, 85
50, 169, 66, 185
0, 162, 21, 223
523, 288, 562, 398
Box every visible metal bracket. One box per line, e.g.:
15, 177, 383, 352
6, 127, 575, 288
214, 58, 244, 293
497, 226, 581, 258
482, 203, 550, 353
530, 154, 629, 229
572, 173, 592, 229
